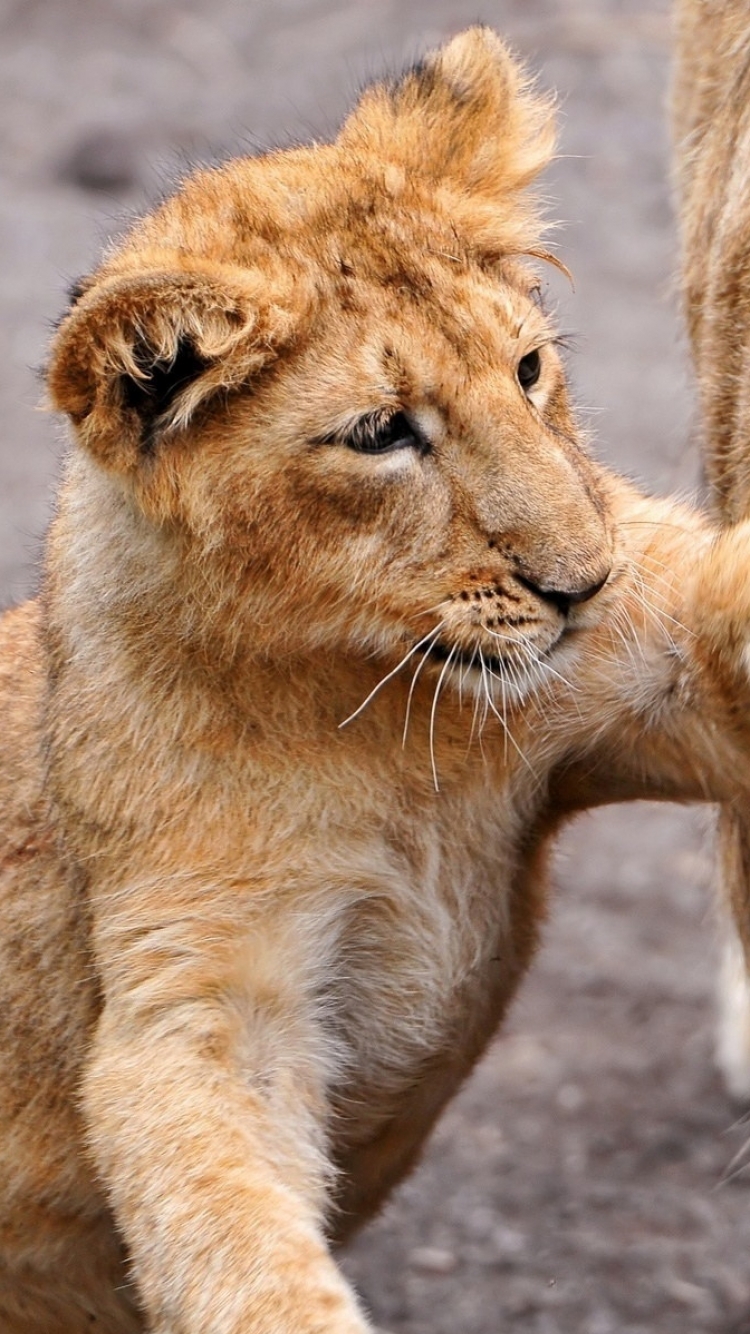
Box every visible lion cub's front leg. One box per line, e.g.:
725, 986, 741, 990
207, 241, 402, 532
82, 918, 370, 1334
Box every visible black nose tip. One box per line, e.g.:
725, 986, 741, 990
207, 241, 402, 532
518, 570, 610, 617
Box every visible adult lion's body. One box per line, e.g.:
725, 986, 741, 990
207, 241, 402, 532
673, 0, 750, 1097
4, 26, 750, 1333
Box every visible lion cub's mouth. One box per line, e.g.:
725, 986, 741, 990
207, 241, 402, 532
417, 626, 573, 698
421, 634, 564, 680
421, 638, 506, 676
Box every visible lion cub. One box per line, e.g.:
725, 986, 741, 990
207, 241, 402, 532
2, 26, 750, 1334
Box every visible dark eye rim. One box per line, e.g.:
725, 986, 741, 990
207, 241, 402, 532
517, 348, 542, 392
318, 409, 430, 456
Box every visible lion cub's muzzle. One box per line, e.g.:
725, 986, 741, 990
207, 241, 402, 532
423, 526, 613, 702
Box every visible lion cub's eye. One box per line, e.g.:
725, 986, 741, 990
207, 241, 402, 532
517, 349, 542, 392
345, 410, 427, 455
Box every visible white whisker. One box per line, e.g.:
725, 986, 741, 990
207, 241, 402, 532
463, 649, 483, 754
478, 651, 493, 737
402, 631, 442, 748
495, 652, 509, 763
429, 645, 457, 792
483, 657, 539, 779
483, 626, 578, 694
458, 644, 480, 710
339, 622, 446, 729
417, 600, 453, 620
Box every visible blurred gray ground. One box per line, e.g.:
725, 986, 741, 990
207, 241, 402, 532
2, 2, 748, 1331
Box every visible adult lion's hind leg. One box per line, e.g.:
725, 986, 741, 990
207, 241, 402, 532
713, 810, 750, 1101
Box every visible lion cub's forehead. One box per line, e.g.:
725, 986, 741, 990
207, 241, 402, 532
122, 148, 544, 344
126, 147, 520, 284
71, 24, 559, 357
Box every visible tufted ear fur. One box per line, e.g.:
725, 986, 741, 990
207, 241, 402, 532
338, 27, 556, 247
47, 258, 299, 475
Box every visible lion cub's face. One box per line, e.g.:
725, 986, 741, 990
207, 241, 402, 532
48, 29, 611, 704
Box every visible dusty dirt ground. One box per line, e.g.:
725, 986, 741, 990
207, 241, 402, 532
3, 1, 750, 1331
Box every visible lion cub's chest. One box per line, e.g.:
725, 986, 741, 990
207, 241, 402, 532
285, 788, 535, 1220
231, 766, 534, 1197
307, 788, 528, 1117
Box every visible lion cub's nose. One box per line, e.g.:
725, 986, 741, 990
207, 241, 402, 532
518, 569, 610, 617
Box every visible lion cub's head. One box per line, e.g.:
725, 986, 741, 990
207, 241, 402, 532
48, 28, 611, 706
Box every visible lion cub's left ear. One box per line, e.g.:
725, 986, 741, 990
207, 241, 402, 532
339, 27, 555, 241
48, 259, 298, 475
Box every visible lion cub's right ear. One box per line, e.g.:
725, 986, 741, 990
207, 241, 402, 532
48, 260, 298, 475
339, 27, 556, 251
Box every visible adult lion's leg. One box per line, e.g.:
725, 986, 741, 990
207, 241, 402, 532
542, 476, 750, 811
672, 0, 750, 1096
713, 810, 750, 1099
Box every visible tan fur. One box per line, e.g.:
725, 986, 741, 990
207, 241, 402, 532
4, 26, 750, 1332
673, 0, 750, 1096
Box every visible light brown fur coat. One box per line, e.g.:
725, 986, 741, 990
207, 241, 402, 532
673, 0, 750, 1098
3, 27, 750, 1333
